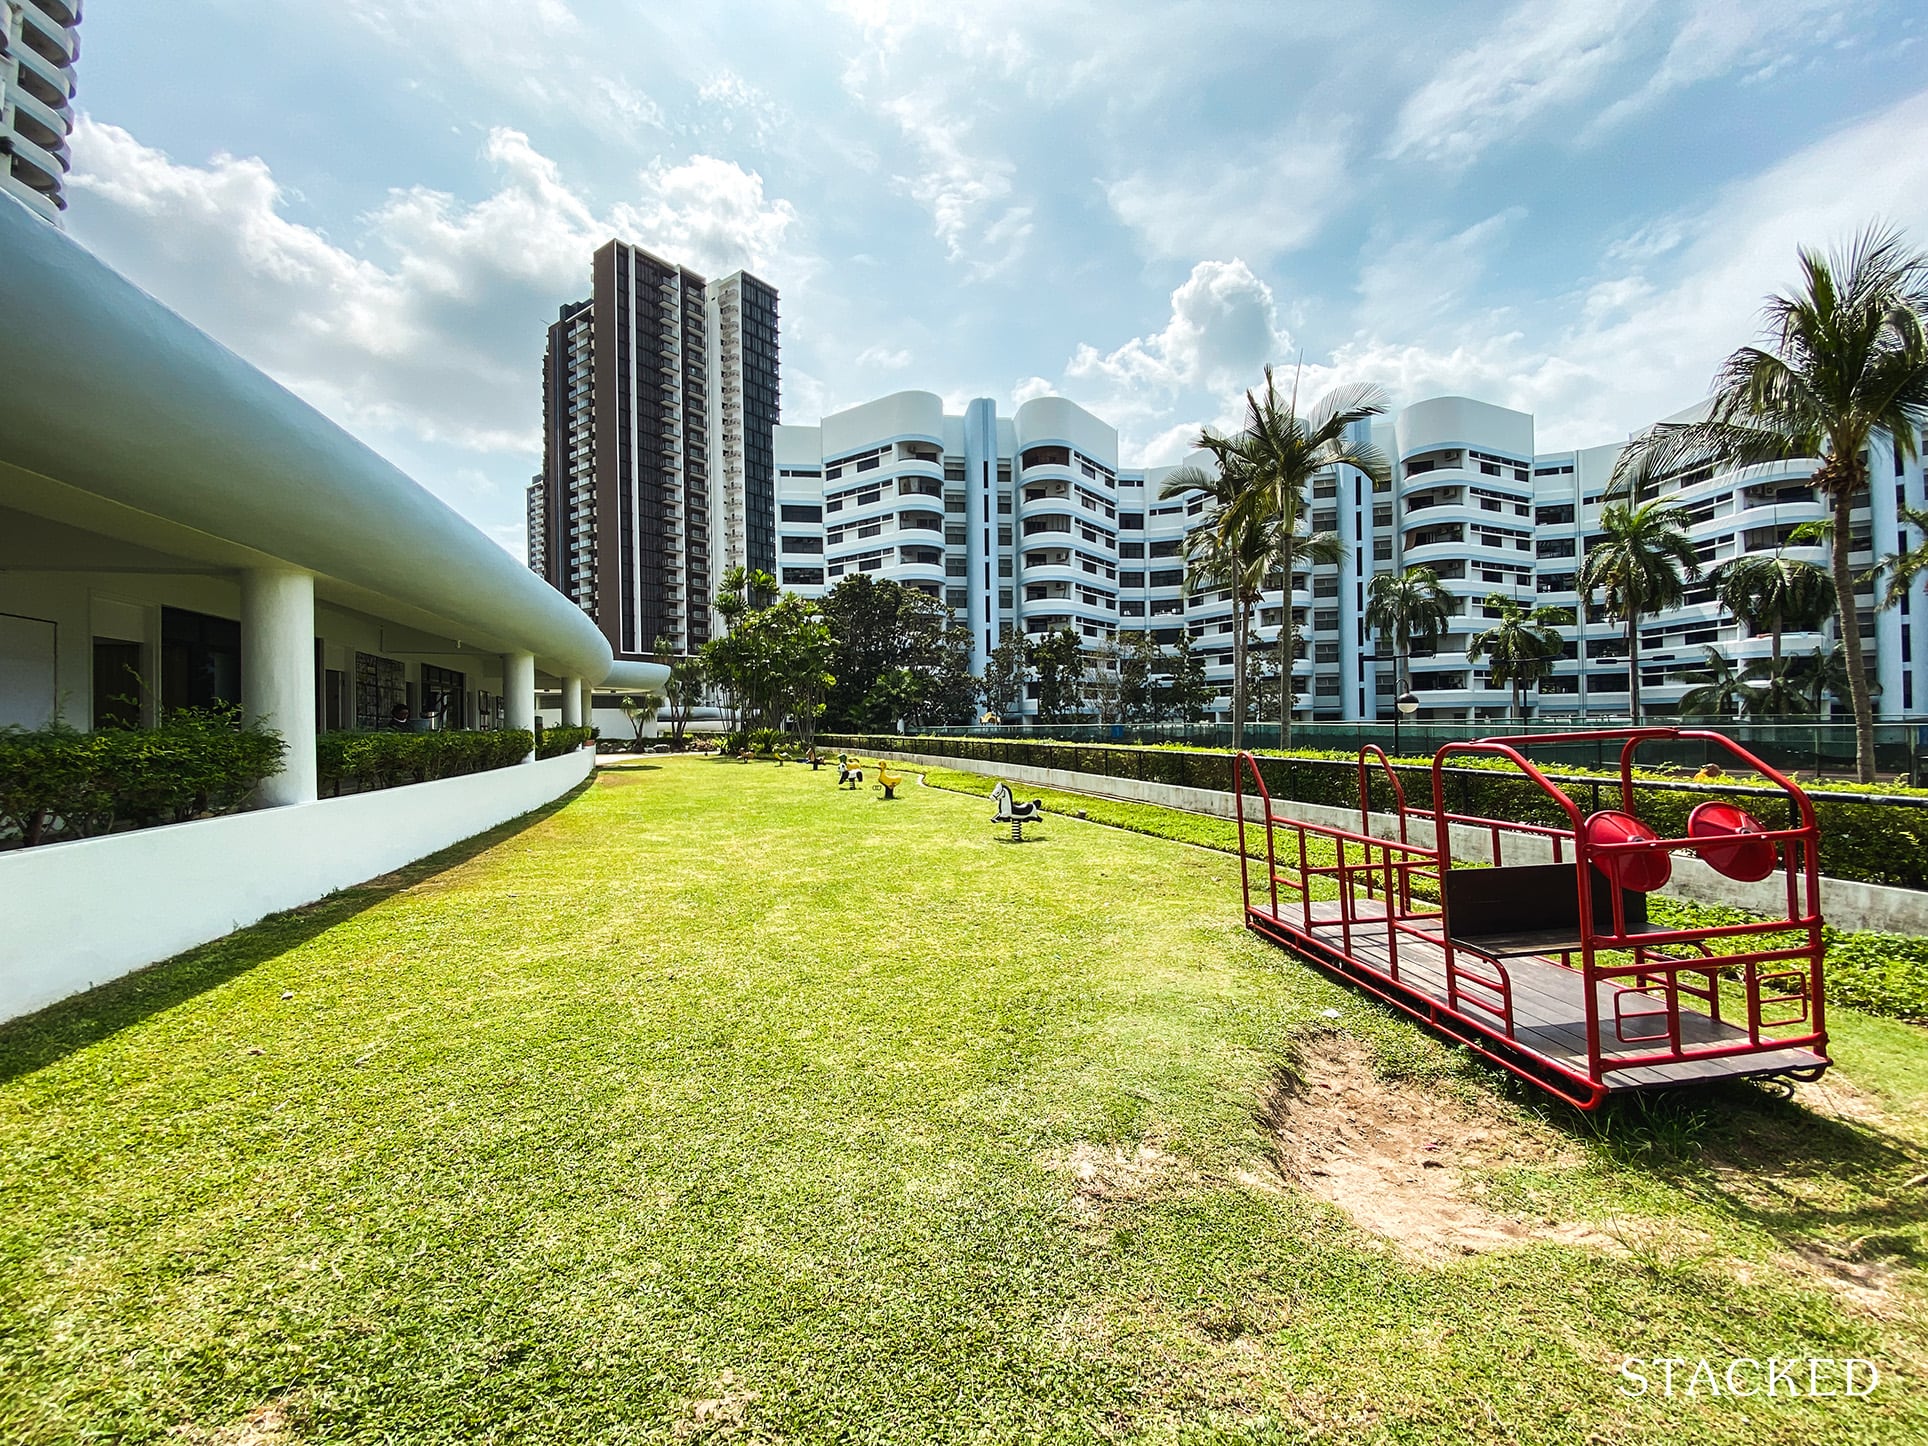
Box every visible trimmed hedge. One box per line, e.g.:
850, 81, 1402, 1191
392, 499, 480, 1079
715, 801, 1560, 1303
316, 730, 535, 795
0, 712, 286, 847
825, 733, 1928, 892
536, 726, 597, 759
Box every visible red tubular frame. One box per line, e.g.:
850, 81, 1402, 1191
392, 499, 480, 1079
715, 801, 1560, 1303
1232, 729, 1831, 1111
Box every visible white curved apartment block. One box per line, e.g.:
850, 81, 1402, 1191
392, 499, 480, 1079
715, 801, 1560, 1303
1014, 397, 1122, 662
772, 387, 1928, 726
1, 0, 79, 224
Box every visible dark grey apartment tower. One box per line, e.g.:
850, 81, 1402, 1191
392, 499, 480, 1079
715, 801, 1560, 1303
527, 241, 712, 659
705, 271, 782, 587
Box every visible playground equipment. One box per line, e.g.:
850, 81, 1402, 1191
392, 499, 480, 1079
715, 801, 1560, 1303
876, 763, 903, 799
1233, 728, 1829, 1110
836, 753, 864, 789
990, 781, 1044, 842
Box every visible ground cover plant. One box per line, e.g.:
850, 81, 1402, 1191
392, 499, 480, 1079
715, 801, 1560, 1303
1, 757, 1923, 1443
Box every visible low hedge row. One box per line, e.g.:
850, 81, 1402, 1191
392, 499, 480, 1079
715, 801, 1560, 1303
316, 730, 534, 794
825, 733, 1928, 892
536, 726, 597, 759
0, 713, 285, 847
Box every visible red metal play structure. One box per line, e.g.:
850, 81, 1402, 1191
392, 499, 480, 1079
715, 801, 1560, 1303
1234, 728, 1830, 1110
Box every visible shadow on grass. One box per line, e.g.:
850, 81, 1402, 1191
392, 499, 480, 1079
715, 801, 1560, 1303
0, 783, 591, 1088
1491, 1066, 1928, 1266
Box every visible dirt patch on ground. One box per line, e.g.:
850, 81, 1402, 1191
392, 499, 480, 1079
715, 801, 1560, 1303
1261, 1038, 1620, 1261
170, 1399, 296, 1445
673, 1372, 772, 1441
1046, 1141, 1200, 1211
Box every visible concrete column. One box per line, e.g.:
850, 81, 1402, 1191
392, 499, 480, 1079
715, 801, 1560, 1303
241, 568, 318, 806
580, 681, 594, 731
561, 674, 584, 727
502, 650, 536, 760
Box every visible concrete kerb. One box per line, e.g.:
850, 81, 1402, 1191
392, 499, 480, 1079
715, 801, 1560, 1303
866, 746, 1928, 936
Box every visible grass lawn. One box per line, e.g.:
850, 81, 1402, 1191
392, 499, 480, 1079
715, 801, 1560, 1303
1, 755, 1923, 1443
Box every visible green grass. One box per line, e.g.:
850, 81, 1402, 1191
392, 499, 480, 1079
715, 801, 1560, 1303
0, 757, 1923, 1443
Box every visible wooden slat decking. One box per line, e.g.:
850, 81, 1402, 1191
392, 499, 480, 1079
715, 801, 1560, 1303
1248, 899, 1827, 1091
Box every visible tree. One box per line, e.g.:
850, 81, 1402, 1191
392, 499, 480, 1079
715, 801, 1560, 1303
1792, 641, 1875, 718
981, 633, 1031, 722
1578, 500, 1700, 721
1162, 630, 1212, 724
1709, 552, 1836, 668
654, 637, 705, 745
1607, 226, 1928, 780
818, 576, 970, 728
1160, 455, 1273, 751
1874, 501, 1928, 611
1365, 566, 1452, 696
1677, 646, 1754, 719
1118, 630, 1167, 723
1215, 368, 1388, 747
1085, 640, 1123, 726
1741, 655, 1816, 717
618, 690, 664, 745
1464, 593, 1574, 721
700, 593, 836, 740
1032, 627, 1086, 724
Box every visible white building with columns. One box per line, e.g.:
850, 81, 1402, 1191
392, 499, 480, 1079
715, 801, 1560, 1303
0, 193, 666, 1021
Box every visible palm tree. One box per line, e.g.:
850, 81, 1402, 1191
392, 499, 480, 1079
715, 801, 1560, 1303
1677, 647, 1754, 719
1214, 368, 1391, 746
1741, 654, 1816, 717
1578, 500, 1701, 722
1709, 552, 1836, 669
1365, 566, 1452, 696
1607, 226, 1928, 780
1792, 641, 1876, 718
1160, 456, 1274, 751
1464, 593, 1574, 721
1874, 501, 1928, 610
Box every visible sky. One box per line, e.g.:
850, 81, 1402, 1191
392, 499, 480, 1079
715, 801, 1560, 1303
58, 0, 1928, 558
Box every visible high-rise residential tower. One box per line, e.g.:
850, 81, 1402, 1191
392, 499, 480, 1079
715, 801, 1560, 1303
705, 270, 781, 606
529, 241, 713, 659
1, 1, 80, 224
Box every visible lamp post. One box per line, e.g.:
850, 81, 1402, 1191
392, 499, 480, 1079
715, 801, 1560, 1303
1395, 690, 1419, 758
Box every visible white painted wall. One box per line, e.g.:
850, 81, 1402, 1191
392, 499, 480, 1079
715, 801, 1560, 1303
0, 749, 594, 1023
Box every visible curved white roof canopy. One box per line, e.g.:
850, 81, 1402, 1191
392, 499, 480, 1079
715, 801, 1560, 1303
0, 195, 666, 691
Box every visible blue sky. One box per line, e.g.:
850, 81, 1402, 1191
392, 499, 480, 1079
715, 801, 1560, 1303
61, 0, 1928, 556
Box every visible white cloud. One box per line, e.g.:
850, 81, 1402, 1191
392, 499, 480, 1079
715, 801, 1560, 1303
1353, 209, 1524, 334
856, 344, 912, 370
1587, 0, 1847, 136
1010, 375, 1055, 406
1106, 131, 1352, 262
1066, 259, 1293, 405
66, 120, 805, 465
1386, 0, 1654, 167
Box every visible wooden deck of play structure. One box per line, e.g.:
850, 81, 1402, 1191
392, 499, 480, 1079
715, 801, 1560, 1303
1247, 898, 1829, 1093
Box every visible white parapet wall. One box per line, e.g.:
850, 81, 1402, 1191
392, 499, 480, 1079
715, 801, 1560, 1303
867, 747, 1928, 937
0, 748, 594, 1024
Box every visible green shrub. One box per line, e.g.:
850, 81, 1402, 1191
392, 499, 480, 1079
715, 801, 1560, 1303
0, 710, 285, 847
537, 726, 596, 760
748, 727, 785, 757
317, 730, 534, 794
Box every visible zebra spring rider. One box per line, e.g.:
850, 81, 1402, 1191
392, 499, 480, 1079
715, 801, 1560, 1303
990, 781, 1044, 842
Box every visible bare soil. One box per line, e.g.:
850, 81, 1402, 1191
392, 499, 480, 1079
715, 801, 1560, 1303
1260, 1038, 1621, 1261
